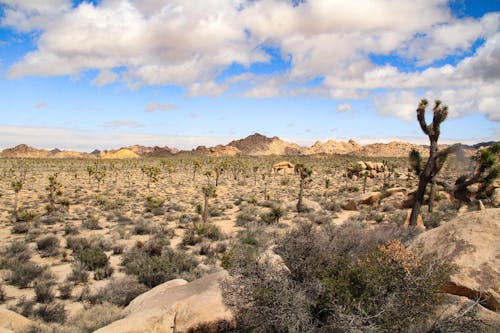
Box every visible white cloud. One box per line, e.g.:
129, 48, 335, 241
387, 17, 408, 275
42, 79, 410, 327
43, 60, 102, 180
336, 103, 352, 112
92, 69, 119, 86
103, 120, 143, 128
145, 102, 179, 112
1, 0, 499, 122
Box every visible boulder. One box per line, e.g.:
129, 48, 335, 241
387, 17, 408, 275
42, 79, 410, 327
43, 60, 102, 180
411, 209, 500, 311
356, 161, 367, 170
341, 199, 358, 211
95, 271, 233, 333
0, 308, 31, 332
290, 198, 322, 212
426, 294, 500, 332
380, 192, 406, 209
382, 187, 407, 198
485, 179, 500, 196
365, 161, 375, 170
357, 192, 382, 206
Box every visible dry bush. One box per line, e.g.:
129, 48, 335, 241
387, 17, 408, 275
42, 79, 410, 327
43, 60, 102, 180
70, 302, 123, 332
223, 221, 452, 332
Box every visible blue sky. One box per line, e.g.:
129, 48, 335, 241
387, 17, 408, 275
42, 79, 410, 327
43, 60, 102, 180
0, 0, 499, 151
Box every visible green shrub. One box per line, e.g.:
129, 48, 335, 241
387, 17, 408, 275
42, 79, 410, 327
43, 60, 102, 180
122, 247, 197, 288
73, 247, 108, 271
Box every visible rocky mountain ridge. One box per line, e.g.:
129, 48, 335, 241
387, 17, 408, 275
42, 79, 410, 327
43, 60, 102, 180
0, 134, 488, 158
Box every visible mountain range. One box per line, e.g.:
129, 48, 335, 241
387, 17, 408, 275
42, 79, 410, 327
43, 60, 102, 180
0, 133, 490, 159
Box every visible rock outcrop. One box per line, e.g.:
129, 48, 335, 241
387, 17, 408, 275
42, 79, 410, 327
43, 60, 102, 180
95, 271, 232, 333
411, 209, 500, 311
0, 308, 32, 332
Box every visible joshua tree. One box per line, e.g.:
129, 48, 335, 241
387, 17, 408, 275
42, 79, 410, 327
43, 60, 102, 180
252, 166, 259, 186
89, 162, 107, 192
409, 99, 461, 226
204, 170, 213, 186
192, 159, 201, 182
140, 164, 162, 189
295, 163, 313, 213
46, 173, 63, 215
10, 160, 28, 221
213, 159, 227, 187
201, 185, 217, 224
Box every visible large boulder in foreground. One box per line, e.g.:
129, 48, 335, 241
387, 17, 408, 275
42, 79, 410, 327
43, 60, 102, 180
0, 307, 31, 332
95, 271, 232, 333
411, 208, 500, 311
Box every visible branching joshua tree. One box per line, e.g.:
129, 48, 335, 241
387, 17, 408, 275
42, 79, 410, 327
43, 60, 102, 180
295, 163, 313, 213
46, 173, 63, 215
409, 99, 461, 226
140, 164, 162, 189
213, 159, 227, 187
201, 185, 217, 224
10, 160, 28, 221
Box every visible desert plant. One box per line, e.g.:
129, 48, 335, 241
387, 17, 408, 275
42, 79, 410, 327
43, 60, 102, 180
37, 235, 60, 257
7, 261, 45, 288
409, 99, 461, 226
295, 163, 313, 212
140, 164, 162, 189
201, 185, 217, 224
73, 246, 108, 271
34, 301, 66, 323
46, 173, 63, 214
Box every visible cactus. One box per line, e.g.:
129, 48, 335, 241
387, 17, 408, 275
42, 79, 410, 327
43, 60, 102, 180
295, 163, 313, 212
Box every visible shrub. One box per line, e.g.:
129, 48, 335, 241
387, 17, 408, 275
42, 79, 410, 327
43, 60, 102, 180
144, 196, 165, 214
66, 236, 90, 251
7, 261, 45, 288
0, 240, 31, 269
133, 218, 157, 235
34, 302, 66, 323
66, 262, 89, 284
12, 222, 30, 234
236, 207, 258, 226
93, 264, 114, 280
34, 279, 56, 303
58, 282, 73, 300
37, 235, 60, 257
123, 247, 197, 288
86, 276, 148, 307
223, 221, 452, 332
73, 247, 108, 271
81, 216, 102, 230
71, 303, 123, 333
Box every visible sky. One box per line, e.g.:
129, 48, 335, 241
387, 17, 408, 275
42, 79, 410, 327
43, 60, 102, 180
0, 0, 499, 151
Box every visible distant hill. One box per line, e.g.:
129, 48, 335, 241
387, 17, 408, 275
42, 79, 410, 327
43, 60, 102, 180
0, 134, 489, 158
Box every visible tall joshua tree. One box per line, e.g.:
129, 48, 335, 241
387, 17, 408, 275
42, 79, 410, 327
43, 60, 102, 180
409, 99, 461, 226
201, 185, 216, 224
295, 163, 313, 213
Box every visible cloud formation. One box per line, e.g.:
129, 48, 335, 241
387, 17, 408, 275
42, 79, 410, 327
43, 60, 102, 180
1, 0, 499, 122
145, 102, 180, 112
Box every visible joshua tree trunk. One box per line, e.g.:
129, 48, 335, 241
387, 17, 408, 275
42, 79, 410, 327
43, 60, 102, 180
428, 178, 436, 212
363, 172, 368, 194
297, 178, 304, 213
202, 193, 209, 224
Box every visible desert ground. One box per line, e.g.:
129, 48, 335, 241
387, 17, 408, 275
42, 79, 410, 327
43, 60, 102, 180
0, 153, 498, 332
